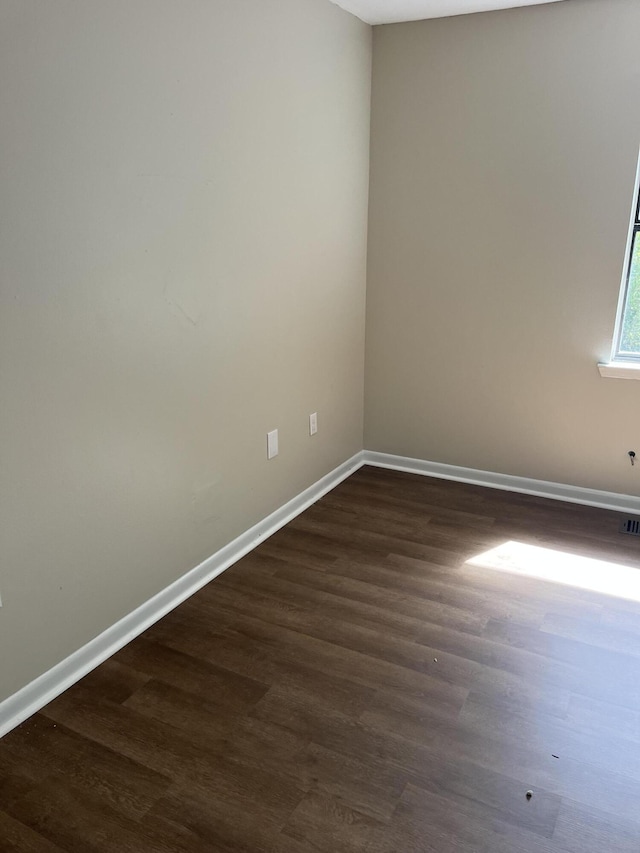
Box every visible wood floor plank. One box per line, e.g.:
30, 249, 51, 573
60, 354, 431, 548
146, 788, 317, 853
0, 810, 66, 853
406, 760, 562, 839
392, 782, 563, 853
268, 559, 489, 634
386, 551, 609, 616
564, 693, 640, 742
458, 690, 640, 784
40, 693, 305, 827
289, 513, 475, 566
325, 555, 562, 628
292, 741, 406, 822
214, 562, 428, 641
4, 780, 211, 853
144, 610, 383, 718
0, 714, 171, 822
483, 617, 640, 710
0, 773, 38, 814
282, 791, 386, 853
541, 611, 640, 657
552, 800, 640, 853
202, 579, 575, 718
111, 637, 270, 711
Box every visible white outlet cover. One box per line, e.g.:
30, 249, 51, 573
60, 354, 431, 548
267, 429, 279, 459
310, 413, 318, 436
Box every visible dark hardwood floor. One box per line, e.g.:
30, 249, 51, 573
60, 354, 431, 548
3, 466, 640, 851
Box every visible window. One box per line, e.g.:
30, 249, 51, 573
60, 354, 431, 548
612, 160, 640, 361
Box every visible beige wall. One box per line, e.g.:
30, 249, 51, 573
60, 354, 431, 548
4, 0, 639, 707
0, 0, 371, 702
365, 0, 640, 493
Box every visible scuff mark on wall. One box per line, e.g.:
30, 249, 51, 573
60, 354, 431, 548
162, 281, 200, 327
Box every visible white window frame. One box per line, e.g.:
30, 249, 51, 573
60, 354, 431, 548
598, 152, 640, 380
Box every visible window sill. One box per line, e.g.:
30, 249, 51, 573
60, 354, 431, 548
598, 362, 640, 380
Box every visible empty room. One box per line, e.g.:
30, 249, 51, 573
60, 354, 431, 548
2, 0, 640, 850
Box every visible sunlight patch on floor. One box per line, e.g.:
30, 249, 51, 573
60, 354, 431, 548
466, 540, 640, 604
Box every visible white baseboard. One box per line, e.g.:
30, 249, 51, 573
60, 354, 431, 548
0, 452, 365, 740
362, 451, 640, 515
3, 448, 636, 740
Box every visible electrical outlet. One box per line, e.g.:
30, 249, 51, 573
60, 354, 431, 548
309, 412, 318, 436
267, 429, 279, 459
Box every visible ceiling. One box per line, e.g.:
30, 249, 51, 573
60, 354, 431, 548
328, 0, 568, 25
